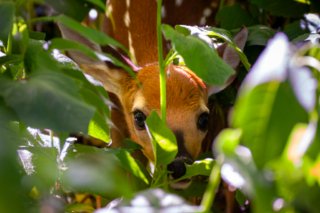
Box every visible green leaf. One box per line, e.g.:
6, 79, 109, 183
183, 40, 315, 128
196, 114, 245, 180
114, 149, 150, 185
0, 72, 95, 133
146, 111, 177, 166
214, 133, 276, 212
44, 0, 90, 21
216, 4, 255, 30
233, 82, 308, 168
86, 0, 106, 11
27, 146, 59, 191
62, 144, 133, 198
214, 128, 242, 156
162, 24, 235, 86
250, 0, 309, 18
0, 2, 14, 47
181, 158, 215, 180
247, 25, 275, 46
49, 38, 134, 75
0, 55, 22, 67
11, 17, 29, 55
56, 15, 128, 54
50, 38, 98, 61
88, 112, 110, 143
65, 203, 95, 213
177, 25, 251, 71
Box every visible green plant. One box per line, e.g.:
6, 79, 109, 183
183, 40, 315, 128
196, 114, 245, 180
1, 0, 320, 212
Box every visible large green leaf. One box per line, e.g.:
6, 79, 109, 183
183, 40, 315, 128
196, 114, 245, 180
114, 149, 151, 185
44, 0, 91, 21
214, 129, 276, 212
0, 103, 29, 213
162, 24, 235, 86
216, 4, 255, 30
250, 0, 309, 18
0, 2, 14, 47
247, 25, 275, 46
55, 15, 127, 53
232, 33, 309, 168
146, 111, 177, 166
233, 81, 308, 169
0, 71, 94, 133
180, 158, 215, 180
62, 144, 133, 198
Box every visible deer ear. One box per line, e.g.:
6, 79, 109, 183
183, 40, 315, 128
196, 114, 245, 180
58, 24, 129, 96
208, 27, 248, 95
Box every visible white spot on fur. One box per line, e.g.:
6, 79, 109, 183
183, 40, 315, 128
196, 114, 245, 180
128, 32, 137, 65
126, 0, 130, 7
161, 5, 166, 18
124, 10, 130, 27
203, 8, 212, 17
124, 0, 131, 27
199, 7, 212, 25
175, 0, 183, 7
199, 17, 206, 25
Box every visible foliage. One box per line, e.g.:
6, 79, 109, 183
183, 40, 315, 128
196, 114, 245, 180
0, 0, 320, 212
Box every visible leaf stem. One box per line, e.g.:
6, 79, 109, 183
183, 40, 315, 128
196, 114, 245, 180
157, 0, 166, 121
200, 162, 221, 212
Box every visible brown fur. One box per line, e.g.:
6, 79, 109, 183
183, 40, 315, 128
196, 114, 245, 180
111, 63, 209, 161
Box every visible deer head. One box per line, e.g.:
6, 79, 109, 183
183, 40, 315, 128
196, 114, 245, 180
59, 0, 247, 188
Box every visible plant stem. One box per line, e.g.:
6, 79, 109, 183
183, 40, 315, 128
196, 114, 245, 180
157, 0, 166, 121
200, 162, 221, 212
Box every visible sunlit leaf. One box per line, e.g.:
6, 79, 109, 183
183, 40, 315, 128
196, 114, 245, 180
181, 158, 215, 180
146, 111, 177, 166
233, 34, 309, 168
114, 149, 150, 185
88, 112, 110, 143
162, 24, 235, 86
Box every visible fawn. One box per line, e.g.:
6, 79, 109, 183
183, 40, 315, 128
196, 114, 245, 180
59, 0, 247, 189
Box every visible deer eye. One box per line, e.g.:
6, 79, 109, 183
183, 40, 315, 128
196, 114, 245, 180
133, 110, 147, 130
197, 112, 209, 131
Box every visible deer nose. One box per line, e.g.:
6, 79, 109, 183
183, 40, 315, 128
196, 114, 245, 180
167, 158, 186, 179
167, 157, 193, 179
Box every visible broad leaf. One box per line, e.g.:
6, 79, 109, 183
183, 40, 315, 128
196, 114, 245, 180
56, 15, 127, 53
250, 0, 309, 18
0, 72, 95, 133
146, 111, 177, 166
233, 34, 309, 168
181, 158, 215, 180
216, 4, 255, 30
0, 2, 14, 47
44, 0, 91, 21
162, 24, 235, 86
247, 25, 275, 46
214, 130, 276, 212
62, 144, 133, 198
114, 149, 151, 185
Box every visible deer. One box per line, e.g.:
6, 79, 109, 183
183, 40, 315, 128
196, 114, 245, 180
59, 0, 247, 192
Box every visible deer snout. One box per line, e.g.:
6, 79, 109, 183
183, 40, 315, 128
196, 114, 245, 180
167, 156, 192, 179
167, 130, 194, 180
